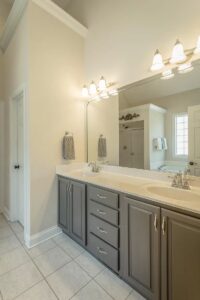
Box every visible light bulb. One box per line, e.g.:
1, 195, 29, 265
150, 49, 164, 71
178, 63, 193, 74
194, 36, 200, 54
81, 85, 89, 98
170, 39, 186, 64
99, 76, 107, 91
89, 81, 97, 96
161, 69, 174, 80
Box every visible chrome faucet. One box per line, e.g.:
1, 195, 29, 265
171, 169, 191, 190
88, 161, 101, 173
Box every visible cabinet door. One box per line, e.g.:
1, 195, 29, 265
161, 209, 200, 300
70, 181, 86, 246
121, 196, 160, 300
58, 177, 70, 233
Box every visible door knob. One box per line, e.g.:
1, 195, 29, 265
189, 161, 197, 166
14, 165, 20, 169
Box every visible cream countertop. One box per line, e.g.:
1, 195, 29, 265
56, 164, 200, 217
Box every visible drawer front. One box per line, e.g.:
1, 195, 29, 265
88, 233, 119, 272
88, 186, 119, 209
88, 200, 119, 226
89, 215, 119, 248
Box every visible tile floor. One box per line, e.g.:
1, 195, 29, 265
0, 214, 146, 300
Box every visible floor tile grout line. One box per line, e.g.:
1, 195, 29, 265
69, 277, 93, 300
93, 277, 116, 300
12, 279, 44, 300
7, 219, 60, 300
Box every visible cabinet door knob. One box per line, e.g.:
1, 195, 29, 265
162, 217, 167, 235
154, 214, 158, 231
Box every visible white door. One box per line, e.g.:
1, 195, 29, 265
188, 105, 200, 176
13, 93, 24, 225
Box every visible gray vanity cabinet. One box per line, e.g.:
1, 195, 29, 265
58, 177, 86, 246
121, 196, 160, 300
58, 177, 70, 233
70, 180, 86, 246
161, 209, 200, 300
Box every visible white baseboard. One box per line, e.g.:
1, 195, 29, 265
25, 225, 62, 249
3, 206, 10, 221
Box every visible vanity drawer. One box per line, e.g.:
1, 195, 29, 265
88, 233, 119, 272
89, 215, 119, 248
88, 200, 119, 226
88, 186, 119, 209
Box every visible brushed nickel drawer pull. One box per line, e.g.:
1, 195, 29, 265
154, 214, 158, 231
97, 246, 108, 255
97, 194, 107, 199
97, 227, 108, 234
97, 209, 106, 215
162, 217, 167, 235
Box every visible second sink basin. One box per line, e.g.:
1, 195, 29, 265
147, 186, 200, 202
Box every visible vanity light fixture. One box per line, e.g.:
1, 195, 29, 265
151, 35, 200, 79
89, 81, 97, 96
98, 76, 107, 91
151, 49, 164, 71
170, 39, 186, 64
82, 76, 118, 102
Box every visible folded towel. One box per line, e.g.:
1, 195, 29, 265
98, 136, 107, 158
62, 135, 75, 160
153, 138, 163, 151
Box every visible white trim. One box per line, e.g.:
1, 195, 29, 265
32, 0, 88, 38
0, 0, 29, 52
25, 225, 62, 249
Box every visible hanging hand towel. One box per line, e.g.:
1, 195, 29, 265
98, 135, 107, 158
62, 134, 75, 160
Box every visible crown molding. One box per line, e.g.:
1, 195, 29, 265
32, 0, 88, 38
0, 0, 29, 52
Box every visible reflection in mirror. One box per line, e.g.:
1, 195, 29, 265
87, 59, 200, 176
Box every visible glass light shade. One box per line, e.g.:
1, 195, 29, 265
170, 40, 186, 64
99, 76, 107, 91
150, 49, 164, 71
82, 85, 89, 98
178, 63, 193, 74
194, 36, 200, 54
161, 69, 175, 80
89, 81, 97, 95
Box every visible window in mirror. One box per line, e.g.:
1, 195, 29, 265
175, 113, 188, 157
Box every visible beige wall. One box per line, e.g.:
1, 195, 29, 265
88, 96, 119, 165
0, 0, 12, 35
28, 2, 85, 235
67, 0, 200, 87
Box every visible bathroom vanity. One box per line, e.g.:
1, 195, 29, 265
57, 166, 200, 300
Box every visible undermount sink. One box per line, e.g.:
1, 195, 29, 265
147, 186, 200, 202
